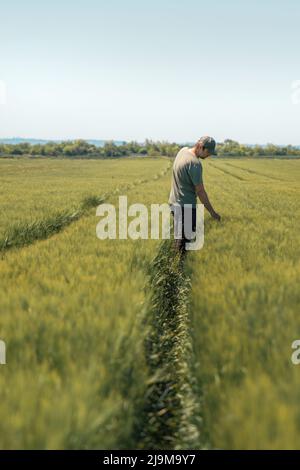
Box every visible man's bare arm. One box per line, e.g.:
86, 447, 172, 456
195, 183, 221, 221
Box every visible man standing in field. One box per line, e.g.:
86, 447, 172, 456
168, 136, 221, 253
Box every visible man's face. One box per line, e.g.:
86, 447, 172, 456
196, 143, 211, 159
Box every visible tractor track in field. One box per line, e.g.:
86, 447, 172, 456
208, 161, 297, 216
0, 160, 172, 255
133, 240, 202, 450
221, 161, 285, 182
208, 162, 247, 181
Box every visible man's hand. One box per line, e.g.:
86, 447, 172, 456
211, 211, 221, 221
195, 183, 221, 221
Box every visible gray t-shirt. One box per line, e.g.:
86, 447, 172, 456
168, 147, 203, 207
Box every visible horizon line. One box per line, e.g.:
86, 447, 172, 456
0, 136, 299, 147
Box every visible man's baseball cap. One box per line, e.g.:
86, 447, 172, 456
198, 136, 217, 155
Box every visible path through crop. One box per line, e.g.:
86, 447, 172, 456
133, 240, 203, 450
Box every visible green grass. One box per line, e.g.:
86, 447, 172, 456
0, 157, 170, 252
0, 157, 169, 238
0, 158, 172, 449
189, 158, 300, 449
0, 156, 299, 449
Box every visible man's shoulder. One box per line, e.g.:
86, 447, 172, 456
175, 147, 201, 166
176, 147, 193, 160
178, 146, 189, 154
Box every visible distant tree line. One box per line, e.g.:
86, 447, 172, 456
0, 138, 299, 157
217, 139, 300, 157
0, 139, 179, 157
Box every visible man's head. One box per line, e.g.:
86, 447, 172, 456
193, 136, 217, 159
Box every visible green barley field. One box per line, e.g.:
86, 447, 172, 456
0, 156, 299, 449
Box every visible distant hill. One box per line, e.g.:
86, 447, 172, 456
0, 138, 126, 147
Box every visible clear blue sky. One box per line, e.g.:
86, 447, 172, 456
0, 0, 299, 144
